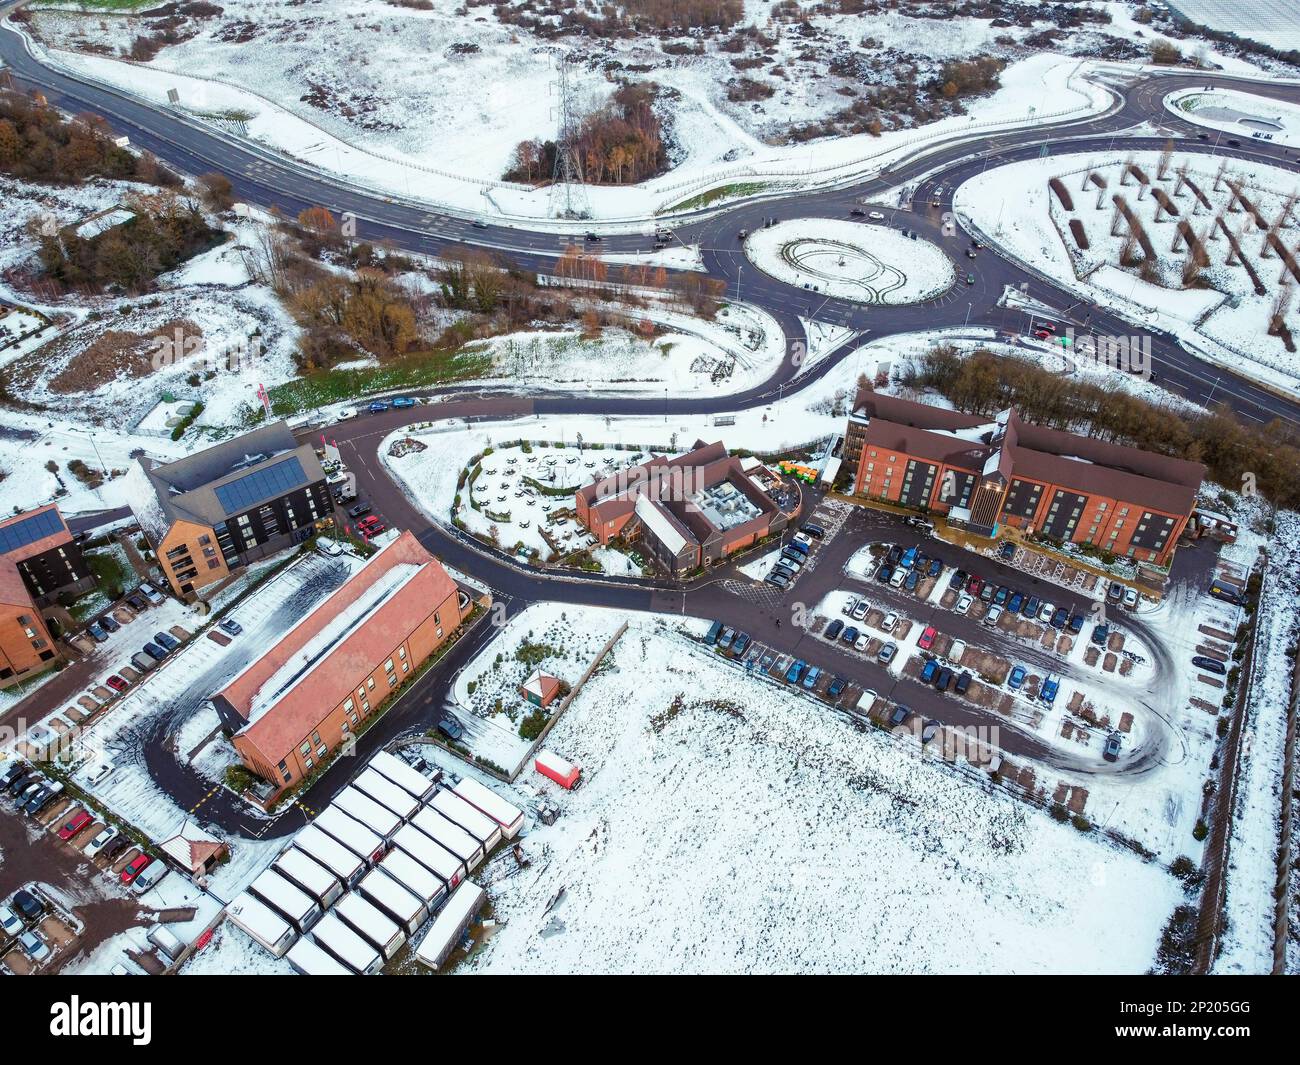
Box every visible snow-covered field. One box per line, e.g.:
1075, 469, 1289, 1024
1168, 87, 1300, 150
746, 219, 955, 305
12, 3, 1126, 220
955, 150, 1300, 397
467, 614, 1183, 974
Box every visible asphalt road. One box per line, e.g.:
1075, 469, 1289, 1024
0, 16, 1266, 830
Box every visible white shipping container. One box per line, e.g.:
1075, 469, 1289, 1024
379, 849, 448, 912
411, 807, 480, 873
249, 867, 322, 933
413, 880, 485, 971
369, 749, 435, 801
352, 767, 420, 820
312, 912, 383, 975
286, 937, 350, 976
394, 822, 468, 884
294, 824, 366, 888
451, 776, 524, 839
315, 805, 384, 865
274, 847, 343, 909
430, 788, 503, 851
332, 785, 402, 840
335, 892, 405, 961
358, 868, 426, 937
226, 892, 297, 958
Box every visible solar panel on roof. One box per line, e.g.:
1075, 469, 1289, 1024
212, 457, 308, 515
0, 509, 63, 557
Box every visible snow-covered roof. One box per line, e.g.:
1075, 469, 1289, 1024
159, 819, 226, 873
635, 494, 690, 555
121, 460, 173, 544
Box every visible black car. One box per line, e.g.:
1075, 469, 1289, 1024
23, 787, 58, 816
101, 837, 131, 863
936, 667, 954, 692
11, 890, 44, 923
850, 207, 866, 216
437, 716, 464, 742
126, 593, 148, 612
876, 563, 893, 584
801, 523, 826, 539
585, 231, 602, 242
954, 670, 972, 695
348, 502, 372, 519
888, 705, 909, 727
825, 619, 845, 641
1103, 733, 1123, 762
142, 641, 169, 662
0, 761, 27, 789
827, 676, 847, 698
7, 771, 40, 797
98, 614, 121, 634
948, 569, 966, 591
1191, 655, 1227, 676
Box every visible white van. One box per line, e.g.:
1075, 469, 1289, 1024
856, 690, 878, 715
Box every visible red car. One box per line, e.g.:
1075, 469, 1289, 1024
359, 519, 387, 536
966, 575, 983, 596
58, 808, 91, 841
1033, 329, 1053, 340
918, 625, 937, 651
106, 674, 129, 694
121, 854, 152, 884
1038, 321, 1057, 333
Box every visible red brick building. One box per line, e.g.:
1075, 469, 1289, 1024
213, 531, 472, 791
574, 441, 788, 576
843, 392, 1203, 567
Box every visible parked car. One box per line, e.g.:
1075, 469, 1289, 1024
800, 523, 826, 539
1037, 601, 1056, 624
437, 716, 464, 742
1208, 583, 1242, 605
392, 396, 416, 408
0, 761, 27, 789
1040, 677, 1060, 703
1008, 666, 1026, 690
1091, 623, 1111, 647
966, 575, 983, 596
1192, 656, 1227, 675
955, 593, 974, 615
854, 633, 870, 652
889, 705, 908, 727
126, 592, 148, 612
985, 605, 1003, 626
98, 614, 121, 634
927, 558, 942, 578
57, 808, 91, 841
106, 675, 129, 694
347, 502, 372, 519
904, 569, 920, 592
824, 619, 844, 641
1050, 606, 1069, 629
84, 825, 118, 859
851, 600, 869, 621
1103, 733, 1123, 762
0, 904, 21, 938
1067, 613, 1085, 634
889, 568, 906, 589
857, 690, 878, 715
877, 641, 898, 665
1007, 591, 1024, 614
841, 626, 859, 646
842, 596, 858, 618
979, 583, 995, 603
11, 890, 44, 923
766, 570, 791, 589
337, 406, 358, 420
785, 660, 806, 684
779, 550, 804, 570
947, 569, 966, 591
876, 564, 894, 584
717, 626, 735, 651
993, 586, 1009, 606
139, 584, 165, 606
218, 618, 243, 637
17, 930, 49, 963
1023, 596, 1041, 619
1122, 587, 1139, 609
101, 837, 131, 864
24, 786, 61, 816
87, 621, 108, 643
142, 642, 168, 662
802, 666, 821, 690
7, 771, 40, 797
366, 401, 390, 413
999, 541, 1016, 561
936, 667, 953, 692
121, 854, 152, 884
1107, 581, 1124, 604
827, 676, 847, 699
954, 671, 972, 695
881, 613, 898, 633
921, 659, 939, 684
154, 631, 181, 651
919, 626, 937, 650
132, 860, 169, 894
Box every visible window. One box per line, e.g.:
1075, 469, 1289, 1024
367, 678, 375, 691
345, 698, 354, 712
402, 661, 409, 674
385, 659, 394, 673
278, 760, 288, 772
398, 648, 406, 660
300, 741, 311, 757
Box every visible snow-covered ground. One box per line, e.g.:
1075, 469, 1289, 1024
955, 149, 1300, 397
12, 4, 1125, 221
466, 614, 1184, 974
1167, 87, 1300, 150
746, 218, 955, 305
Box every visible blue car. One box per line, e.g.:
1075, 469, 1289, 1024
153, 631, 181, 651
876, 564, 893, 584
87, 621, 108, 643
999, 541, 1016, 560
899, 546, 917, 570
142, 641, 168, 662
1041, 677, 1060, 703
827, 676, 847, 698
1023, 595, 1041, 619
1050, 606, 1068, 629
732, 632, 751, 656
921, 659, 939, 684
904, 569, 919, 591
993, 586, 1009, 606
391, 396, 416, 408
785, 660, 806, 684
1091, 623, 1110, 647
1007, 591, 1024, 614
802, 666, 821, 690
841, 625, 859, 645
366, 401, 390, 413
1067, 613, 1084, 634
928, 558, 942, 578
1008, 666, 1026, 690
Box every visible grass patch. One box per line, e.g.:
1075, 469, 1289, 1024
662, 181, 770, 215
31, 0, 155, 10
266, 349, 492, 416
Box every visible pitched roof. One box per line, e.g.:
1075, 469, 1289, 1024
0, 505, 73, 563
521, 670, 561, 701
159, 820, 227, 873
125, 422, 326, 541
0, 559, 36, 610
221, 531, 457, 765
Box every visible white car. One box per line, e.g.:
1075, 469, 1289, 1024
852, 601, 869, 621
793, 532, 813, 548
84, 825, 118, 858
139, 583, 165, 606
985, 605, 1003, 626
949, 639, 967, 663
867, 211, 885, 221
881, 612, 898, 633
337, 406, 357, 420
842, 596, 858, 617
955, 593, 974, 614
18, 930, 49, 963
0, 903, 22, 938
1037, 601, 1055, 623
1122, 587, 1139, 608
889, 568, 907, 589
856, 690, 878, 714
854, 633, 870, 652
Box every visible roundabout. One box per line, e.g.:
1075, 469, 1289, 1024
743, 217, 956, 305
